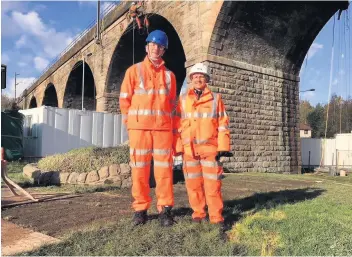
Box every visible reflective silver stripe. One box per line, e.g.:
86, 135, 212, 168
137, 62, 145, 90
203, 173, 222, 180
130, 149, 153, 155
128, 109, 171, 116
181, 95, 186, 114
131, 161, 151, 168
184, 160, 201, 167
194, 112, 215, 118
218, 111, 227, 117
200, 160, 218, 168
154, 161, 171, 167
212, 93, 218, 118
120, 92, 129, 98
122, 114, 127, 120
194, 139, 209, 144
184, 172, 202, 179
218, 126, 228, 132
153, 149, 170, 155
134, 89, 169, 95
181, 112, 216, 119
182, 138, 209, 145
165, 70, 171, 91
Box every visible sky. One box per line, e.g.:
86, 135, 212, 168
1, 1, 351, 107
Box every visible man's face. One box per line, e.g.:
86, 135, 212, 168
146, 42, 165, 60
191, 73, 207, 90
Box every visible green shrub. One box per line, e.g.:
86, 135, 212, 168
38, 146, 130, 174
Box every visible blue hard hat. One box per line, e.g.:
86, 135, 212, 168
146, 30, 168, 49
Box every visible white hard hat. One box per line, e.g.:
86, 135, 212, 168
189, 63, 210, 82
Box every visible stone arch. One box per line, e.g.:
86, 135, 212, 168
63, 60, 96, 110
205, 1, 348, 173
209, 1, 349, 74
42, 83, 58, 107
28, 96, 37, 108
105, 13, 186, 113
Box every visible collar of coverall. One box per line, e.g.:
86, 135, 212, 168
188, 85, 214, 103
144, 55, 165, 69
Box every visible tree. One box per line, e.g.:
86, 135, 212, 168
1, 94, 20, 111
299, 100, 313, 124
307, 104, 325, 138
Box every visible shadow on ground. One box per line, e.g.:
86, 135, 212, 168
171, 187, 325, 229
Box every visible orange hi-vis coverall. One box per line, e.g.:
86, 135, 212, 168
119, 56, 177, 212
173, 85, 230, 223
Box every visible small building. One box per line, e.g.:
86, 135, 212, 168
300, 123, 312, 138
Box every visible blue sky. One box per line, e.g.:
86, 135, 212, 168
1, 1, 351, 107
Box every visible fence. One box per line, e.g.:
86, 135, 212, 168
301, 133, 352, 169
19, 106, 128, 159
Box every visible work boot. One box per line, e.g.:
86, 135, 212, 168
192, 217, 207, 224
133, 210, 147, 226
159, 206, 174, 227
216, 221, 228, 242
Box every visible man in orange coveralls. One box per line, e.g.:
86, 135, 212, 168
119, 30, 177, 227
173, 63, 232, 237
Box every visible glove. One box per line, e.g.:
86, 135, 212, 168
216, 151, 233, 161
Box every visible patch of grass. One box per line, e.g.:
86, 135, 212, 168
23, 218, 244, 256
15, 173, 352, 256
226, 174, 352, 256
6, 161, 28, 173
1, 172, 33, 187
37, 146, 130, 174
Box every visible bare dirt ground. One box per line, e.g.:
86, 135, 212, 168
1, 174, 315, 239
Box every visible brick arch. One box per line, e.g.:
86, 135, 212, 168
41, 83, 58, 107
28, 96, 37, 109
63, 60, 97, 110
105, 12, 186, 113
209, 1, 349, 74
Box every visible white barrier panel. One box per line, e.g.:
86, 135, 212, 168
20, 106, 128, 158
301, 133, 352, 167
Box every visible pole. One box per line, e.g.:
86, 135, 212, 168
96, 0, 101, 44
14, 72, 20, 99
82, 57, 85, 110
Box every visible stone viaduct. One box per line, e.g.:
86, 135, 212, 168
19, 1, 349, 173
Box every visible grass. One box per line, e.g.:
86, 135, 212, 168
37, 146, 130, 174
19, 172, 352, 256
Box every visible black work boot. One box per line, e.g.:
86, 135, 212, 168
133, 210, 147, 226
216, 221, 228, 242
192, 217, 207, 224
159, 206, 174, 227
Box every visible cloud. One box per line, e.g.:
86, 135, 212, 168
5, 77, 36, 98
34, 56, 49, 71
15, 35, 27, 48
11, 11, 74, 58
2, 53, 10, 64
306, 43, 324, 60
1, 2, 28, 14
18, 62, 28, 67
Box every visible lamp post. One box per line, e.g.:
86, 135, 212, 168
300, 88, 315, 93
14, 72, 20, 99
82, 52, 92, 110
